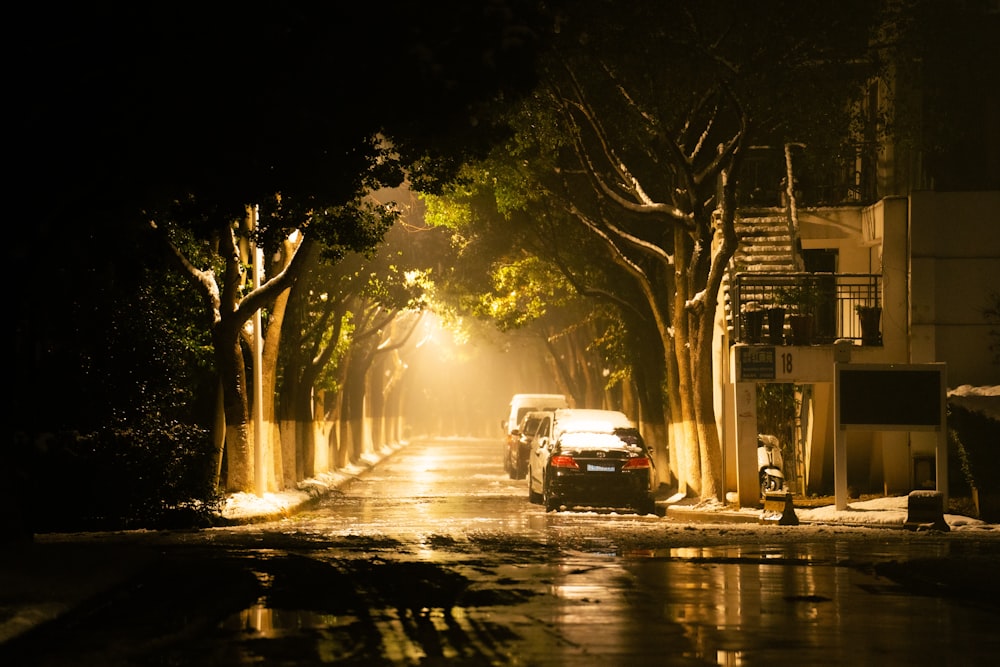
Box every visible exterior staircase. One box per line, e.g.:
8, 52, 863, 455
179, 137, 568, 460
723, 211, 802, 340
731, 213, 801, 274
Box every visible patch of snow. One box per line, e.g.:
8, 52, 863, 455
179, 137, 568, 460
948, 385, 1000, 420
221, 442, 406, 520
686, 290, 707, 308
668, 494, 992, 532
796, 495, 989, 531
949, 385, 1000, 397
218, 440, 997, 535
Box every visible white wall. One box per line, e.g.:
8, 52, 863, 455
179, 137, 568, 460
910, 191, 1000, 388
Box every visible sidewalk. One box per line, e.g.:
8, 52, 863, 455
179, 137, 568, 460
658, 491, 990, 530
216, 443, 408, 525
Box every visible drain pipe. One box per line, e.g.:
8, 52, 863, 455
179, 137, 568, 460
784, 143, 806, 272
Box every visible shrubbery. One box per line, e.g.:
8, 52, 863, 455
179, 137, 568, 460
950, 402, 1000, 521
30, 417, 221, 533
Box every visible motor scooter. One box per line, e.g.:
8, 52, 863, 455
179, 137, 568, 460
757, 434, 785, 496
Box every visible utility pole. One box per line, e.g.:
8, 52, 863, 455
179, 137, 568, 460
251, 205, 266, 497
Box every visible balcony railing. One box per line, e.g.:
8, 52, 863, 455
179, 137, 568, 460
729, 272, 883, 346
738, 143, 879, 207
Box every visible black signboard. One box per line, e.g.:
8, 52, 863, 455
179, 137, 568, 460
838, 365, 944, 428
739, 346, 775, 381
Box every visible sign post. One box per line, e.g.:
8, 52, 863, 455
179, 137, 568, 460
833, 363, 947, 510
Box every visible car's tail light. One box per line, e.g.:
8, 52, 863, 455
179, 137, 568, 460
621, 457, 651, 470
550, 455, 579, 469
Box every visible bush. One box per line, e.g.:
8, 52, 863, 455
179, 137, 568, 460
32, 418, 221, 532
950, 402, 1000, 521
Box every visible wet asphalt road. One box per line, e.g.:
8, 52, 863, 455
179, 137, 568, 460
3, 436, 1000, 666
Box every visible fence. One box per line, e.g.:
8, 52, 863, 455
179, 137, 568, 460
730, 272, 883, 345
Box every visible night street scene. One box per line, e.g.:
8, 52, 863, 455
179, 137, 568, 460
5, 1, 1000, 665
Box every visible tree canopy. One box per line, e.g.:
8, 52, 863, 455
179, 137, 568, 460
9, 1, 559, 520
12, 2, 552, 224
9, 1, 995, 526
422, 0, 888, 499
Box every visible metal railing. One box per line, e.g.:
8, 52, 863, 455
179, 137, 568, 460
738, 143, 879, 207
730, 272, 883, 345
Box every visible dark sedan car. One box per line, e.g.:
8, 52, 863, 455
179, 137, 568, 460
506, 410, 552, 480
527, 409, 656, 514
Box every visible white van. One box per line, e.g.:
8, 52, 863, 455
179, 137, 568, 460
502, 393, 569, 476
503, 393, 570, 436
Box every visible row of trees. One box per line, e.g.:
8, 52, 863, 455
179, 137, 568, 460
9, 1, 992, 531
421, 0, 997, 499
8, 2, 554, 531
424, 0, 886, 499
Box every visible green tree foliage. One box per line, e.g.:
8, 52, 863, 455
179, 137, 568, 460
423, 128, 668, 421
11, 228, 223, 532
422, 0, 886, 500
951, 403, 1000, 521
10, 1, 554, 526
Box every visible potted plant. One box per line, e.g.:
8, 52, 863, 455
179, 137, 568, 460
740, 301, 764, 343
764, 304, 786, 345
778, 283, 818, 345
856, 303, 882, 346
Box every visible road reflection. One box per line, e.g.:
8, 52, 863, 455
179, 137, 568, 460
74, 532, 987, 667
35, 436, 989, 666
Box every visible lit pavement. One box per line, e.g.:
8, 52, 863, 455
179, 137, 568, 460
3, 436, 1000, 665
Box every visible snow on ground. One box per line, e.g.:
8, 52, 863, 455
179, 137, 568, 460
747, 494, 987, 531
223, 387, 998, 524
221, 442, 407, 521
220, 440, 995, 533
948, 384, 1000, 419
675, 492, 992, 531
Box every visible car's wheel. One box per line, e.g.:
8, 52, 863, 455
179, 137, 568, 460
542, 483, 561, 512
527, 468, 543, 504
544, 493, 561, 512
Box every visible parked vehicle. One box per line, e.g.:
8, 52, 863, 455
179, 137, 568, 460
758, 433, 786, 496
502, 394, 568, 477
527, 408, 656, 514
507, 410, 553, 480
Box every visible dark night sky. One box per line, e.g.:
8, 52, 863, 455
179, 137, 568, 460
8, 2, 550, 228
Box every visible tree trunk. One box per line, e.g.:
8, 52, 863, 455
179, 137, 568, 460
368, 353, 387, 448
630, 326, 671, 487
333, 358, 352, 469
212, 380, 226, 489
692, 316, 724, 502
259, 240, 297, 491
344, 352, 371, 462
214, 326, 253, 493
672, 226, 702, 496
289, 375, 314, 482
